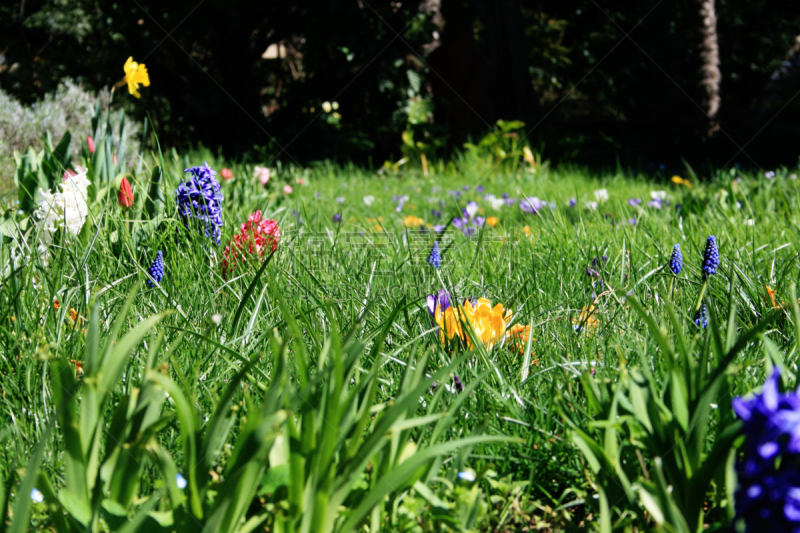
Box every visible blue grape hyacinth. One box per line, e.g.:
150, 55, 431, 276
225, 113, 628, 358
176, 162, 224, 245
669, 244, 683, 275
702, 235, 719, 280
732, 368, 800, 532
147, 251, 164, 287
427, 241, 442, 268
694, 302, 708, 328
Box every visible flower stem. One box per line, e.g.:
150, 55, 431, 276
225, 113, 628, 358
695, 279, 708, 312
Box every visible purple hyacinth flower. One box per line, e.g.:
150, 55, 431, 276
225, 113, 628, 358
176, 162, 224, 245
732, 368, 800, 531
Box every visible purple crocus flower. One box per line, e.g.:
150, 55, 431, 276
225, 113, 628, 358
333, 213, 342, 223
433, 224, 446, 234
448, 190, 462, 200
505, 197, 518, 206
648, 198, 663, 209
629, 198, 642, 206
569, 198, 577, 208
476, 185, 484, 192
426, 290, 451, 317
627, 218, 637, 225
473, 216, 485, 228
432, 209, 442, 219
463, 185, 470, 191
393, 195, 409, 212
521, 197, 545, 214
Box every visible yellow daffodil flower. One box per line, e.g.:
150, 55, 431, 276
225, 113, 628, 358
120, 57, 150, 98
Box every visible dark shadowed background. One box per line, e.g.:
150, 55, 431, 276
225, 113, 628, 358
1, 0, 799, 170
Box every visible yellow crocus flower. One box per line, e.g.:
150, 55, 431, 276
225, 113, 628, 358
671, 175, 691, 188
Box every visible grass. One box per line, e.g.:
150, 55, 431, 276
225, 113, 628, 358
1, 146, 800, 531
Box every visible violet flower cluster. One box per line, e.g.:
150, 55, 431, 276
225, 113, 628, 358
452, 201, 484, 237
670, 244, 683, 275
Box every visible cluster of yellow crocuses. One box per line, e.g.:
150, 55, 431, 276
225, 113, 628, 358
433, 297, 531, 351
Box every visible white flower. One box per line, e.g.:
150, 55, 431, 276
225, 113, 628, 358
465, 201, 479, 218
363, 195, 374, 206
35, 168, 91, 262
176, 473, 187, 489
585, 201, 598, 211
650, 190, 667, 200
30, 488, 44, 503
322, 101, 332, 113
457, 470, 476, 482
594, 189, 609, 203
485, 194, 505, 210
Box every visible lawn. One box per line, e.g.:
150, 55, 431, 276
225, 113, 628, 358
1, 131, 799, 532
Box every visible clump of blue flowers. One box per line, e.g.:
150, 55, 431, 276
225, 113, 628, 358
694, 302, 708, 328
670, 244, 683, 275
702, 235, 719, 279
176, 162, 224, 245
427, 241, 442, 269
732, 368, 800, 532
147, 251, 164, 287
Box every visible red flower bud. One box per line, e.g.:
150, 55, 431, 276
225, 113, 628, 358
221, 168, 234, 180
87, 136, 95, 154
118, 176, 134, 208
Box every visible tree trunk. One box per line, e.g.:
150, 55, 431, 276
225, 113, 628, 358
698, 0, 721, 136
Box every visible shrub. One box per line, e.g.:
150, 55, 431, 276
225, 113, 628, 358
0, 79, 140, 193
